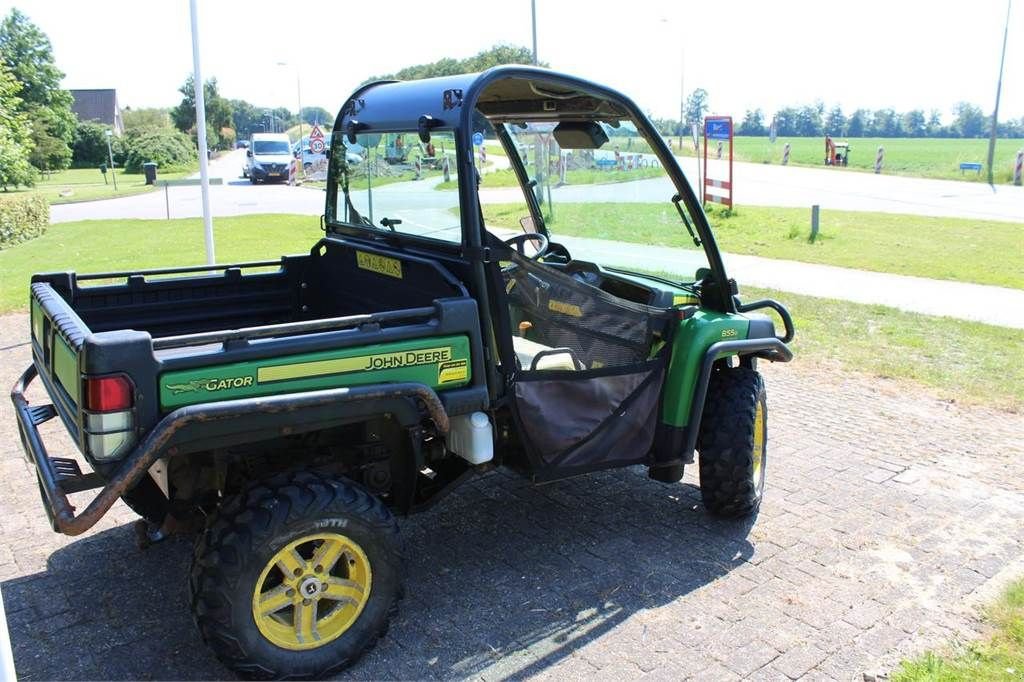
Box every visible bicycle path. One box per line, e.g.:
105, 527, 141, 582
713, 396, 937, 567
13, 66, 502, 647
555, 233, 1024, 329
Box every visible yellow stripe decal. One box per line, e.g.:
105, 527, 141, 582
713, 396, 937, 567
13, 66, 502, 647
258, 346, 452, 383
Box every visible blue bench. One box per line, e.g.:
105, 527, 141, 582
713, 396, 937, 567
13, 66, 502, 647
959, 162, 983, 175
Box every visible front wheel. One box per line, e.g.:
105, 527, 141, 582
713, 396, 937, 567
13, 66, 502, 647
190, 471, 402, 680
697, 366, 767, 517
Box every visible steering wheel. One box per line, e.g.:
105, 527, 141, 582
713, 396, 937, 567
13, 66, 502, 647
503, 232, 550, 261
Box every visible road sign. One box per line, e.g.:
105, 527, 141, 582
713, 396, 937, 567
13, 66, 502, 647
705, 118, 731, 141
472, 131, 484, 146
309, 123, 325, 143
703, 116, 734, 209
310, 138, 326, 154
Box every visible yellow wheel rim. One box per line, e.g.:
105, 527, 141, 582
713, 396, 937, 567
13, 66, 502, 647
752, 400, 765, 482
252, 533, 372, 651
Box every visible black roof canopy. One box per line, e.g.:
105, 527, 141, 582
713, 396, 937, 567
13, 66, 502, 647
334, 66, 637, 137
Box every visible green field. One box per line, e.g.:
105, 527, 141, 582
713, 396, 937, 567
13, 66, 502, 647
481, 203, 1024, 289
4, 166, 195, 205
1, 214, 1021, 410
892, 578, 1024, 681
677, 136, 1024, 184
436, 166, 663, 191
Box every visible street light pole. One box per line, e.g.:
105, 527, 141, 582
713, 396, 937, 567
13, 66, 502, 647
531, 0, 538, 64
986, 0, 1012, 185
104, 129, 118, 191
189, 0, 215, 265
278, 62, 303, 176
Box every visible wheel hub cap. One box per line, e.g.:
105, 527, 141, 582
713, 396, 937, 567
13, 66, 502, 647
251, 532, 372, 651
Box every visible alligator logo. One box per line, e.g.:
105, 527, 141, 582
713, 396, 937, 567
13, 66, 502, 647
165, 379, 211, 395
166, 376, 255, 394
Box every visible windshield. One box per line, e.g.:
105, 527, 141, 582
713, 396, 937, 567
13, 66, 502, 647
495, 119, 710, 281
330, 130, 461, 243
253, 140, 291, 155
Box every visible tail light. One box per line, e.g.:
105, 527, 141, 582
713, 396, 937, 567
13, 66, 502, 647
83, 375, 135, 461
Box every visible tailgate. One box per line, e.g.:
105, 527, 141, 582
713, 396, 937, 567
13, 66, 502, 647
29, 282, 90, 445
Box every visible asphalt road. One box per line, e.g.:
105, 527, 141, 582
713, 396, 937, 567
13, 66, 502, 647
50, 149, 1024, 224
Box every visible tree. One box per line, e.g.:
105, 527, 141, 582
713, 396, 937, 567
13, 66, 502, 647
951, 102, 985, 138
825, 106, 846, 135
794, 103, 824, 136
123, 107, 172, 131
684, 88, 709, 126
846, 109, 868, 137
871, 109, 899, 137
299, 106, 332, 126
171, 75, 234, 149
926, 110, 945, 137
0, 8, 74, 169
0, 61, 33, 189
367, 44, 540, 83
737, 109, 766, 136
773, 107, 799, 136
72, 120, 119, 166
901, 110, 926, 137
28, 118, 71, 174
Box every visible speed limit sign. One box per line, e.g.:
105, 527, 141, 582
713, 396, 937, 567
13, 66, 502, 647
311, 138, 326, 154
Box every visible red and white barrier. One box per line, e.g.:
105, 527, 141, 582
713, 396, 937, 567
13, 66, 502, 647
782, 143, 790, 165
1015, 150, 1023, 186
875, 146, 884, 174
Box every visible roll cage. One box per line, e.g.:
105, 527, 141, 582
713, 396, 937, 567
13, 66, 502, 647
325, 65, 736, 314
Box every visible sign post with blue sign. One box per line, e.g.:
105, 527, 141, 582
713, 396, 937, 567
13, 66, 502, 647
702, 116, 734, 209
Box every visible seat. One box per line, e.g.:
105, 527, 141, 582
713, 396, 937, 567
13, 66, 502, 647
511, 336, 581, 371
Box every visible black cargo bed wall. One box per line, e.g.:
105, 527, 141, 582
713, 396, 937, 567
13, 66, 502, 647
300, 240, 463, 319
63, 256, 310, 338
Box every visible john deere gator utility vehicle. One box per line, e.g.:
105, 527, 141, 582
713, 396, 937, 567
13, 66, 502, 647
12, 66, 793, 679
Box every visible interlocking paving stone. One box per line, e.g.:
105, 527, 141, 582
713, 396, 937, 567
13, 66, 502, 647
1, 312, 1022, 680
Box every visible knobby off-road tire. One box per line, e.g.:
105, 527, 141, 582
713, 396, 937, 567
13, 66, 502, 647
697, 366, 767, 518
190, 471, 402, 680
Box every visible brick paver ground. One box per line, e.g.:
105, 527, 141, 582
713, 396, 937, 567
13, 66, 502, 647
1, 311, 1022, 681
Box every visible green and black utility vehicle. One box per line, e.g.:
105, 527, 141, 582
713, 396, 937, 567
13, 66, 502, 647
12, 66, 793, 679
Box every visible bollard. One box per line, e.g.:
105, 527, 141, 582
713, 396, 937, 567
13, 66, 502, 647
875, 146, 884, 174
810, 204, 820, 243
716, 141, 723, 160
782, 143, 791, 165
559, 155, 567, 185
415, 158, 422, 180
443, 156, 451, 183
1015, 150, 1023, 186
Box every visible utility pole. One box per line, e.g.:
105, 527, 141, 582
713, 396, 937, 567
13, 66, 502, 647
189, 0, 215, 264
678, 46, 685, 150
531, 0, 538, 64
987, 0, 1012, 186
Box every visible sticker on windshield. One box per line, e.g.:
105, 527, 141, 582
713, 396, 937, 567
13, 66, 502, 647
547, 299, 583, 317
356, 251, 403, 279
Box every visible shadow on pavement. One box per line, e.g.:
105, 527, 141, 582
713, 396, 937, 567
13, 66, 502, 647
3, 466, 754, 680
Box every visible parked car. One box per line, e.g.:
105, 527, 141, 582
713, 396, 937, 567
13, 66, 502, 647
245, 133, 292, 183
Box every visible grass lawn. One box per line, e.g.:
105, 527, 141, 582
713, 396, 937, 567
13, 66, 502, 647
676, 136, 1024, 184
481, 202, 1024, 289
436, 166, 664, 191
0, 215, 323, 311
4, 167, 194, 205
739, 284, 1024, 411
891, 578, 1024, 681
2, 214, 1021, 411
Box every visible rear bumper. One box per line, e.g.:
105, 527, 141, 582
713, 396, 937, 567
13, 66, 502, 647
11, 362, 449, 537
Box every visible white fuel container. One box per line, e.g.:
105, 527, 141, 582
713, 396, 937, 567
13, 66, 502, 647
448, 411, 494, 465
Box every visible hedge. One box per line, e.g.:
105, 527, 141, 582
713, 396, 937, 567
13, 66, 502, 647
122, 126, 197, 173
0, 192, 49, 249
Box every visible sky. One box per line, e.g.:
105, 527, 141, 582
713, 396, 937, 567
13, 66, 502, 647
4, 0, 1022, 124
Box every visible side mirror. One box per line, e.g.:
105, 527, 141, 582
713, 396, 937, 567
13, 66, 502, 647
246, 149, 252, 157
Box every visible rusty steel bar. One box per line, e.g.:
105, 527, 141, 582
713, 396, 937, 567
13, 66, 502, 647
12, 364, 447, 536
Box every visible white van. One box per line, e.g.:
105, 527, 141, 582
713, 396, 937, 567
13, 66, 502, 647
245, 133, 293, 184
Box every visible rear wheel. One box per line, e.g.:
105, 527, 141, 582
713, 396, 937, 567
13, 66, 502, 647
190, 471, 402, 680
697, 366, 767, 517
